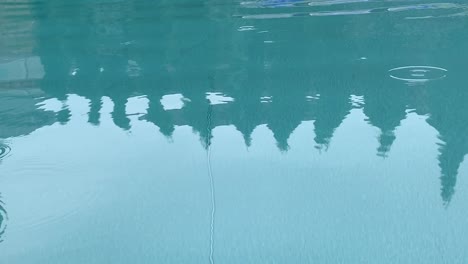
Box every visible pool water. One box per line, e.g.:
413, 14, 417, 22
1, 0, 468, 263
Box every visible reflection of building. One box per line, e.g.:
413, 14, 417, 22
0, 85, 55, 139
0, 1, 37, 61
0, 57, 44, 83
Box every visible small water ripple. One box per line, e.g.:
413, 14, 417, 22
0, 145, 11, 159
11, 183, 103, 234
3, 157, 104, 234
389, 66, 448, 85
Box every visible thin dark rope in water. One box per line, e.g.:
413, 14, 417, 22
206, 105, 215, 264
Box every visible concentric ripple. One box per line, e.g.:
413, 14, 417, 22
0, 145, 11, 159
389, 66, 448, 84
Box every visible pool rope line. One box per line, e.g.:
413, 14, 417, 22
206, 105, 216, 264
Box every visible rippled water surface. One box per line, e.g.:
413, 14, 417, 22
1, 0, 468, 263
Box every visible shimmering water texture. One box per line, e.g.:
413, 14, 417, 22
240, 0, 468, 19
1, 0, 468, 263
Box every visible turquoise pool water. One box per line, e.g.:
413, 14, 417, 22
1, 0, 468, 263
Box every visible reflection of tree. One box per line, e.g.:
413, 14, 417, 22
107, 82, 133, 131
230, 84, 264, 147
424, 81, 468, 205
266, 75, 310, 151
183, 89, 213, 149
3, 0, 468, 205
437, 141, 464, 205
363, 76, 407, 157
313, 79, 352, 150
140, 82, 176, 137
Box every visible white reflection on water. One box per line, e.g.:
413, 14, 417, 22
206, 92, 235, 105
161, 94, 189, 110
389, 66, 448, 85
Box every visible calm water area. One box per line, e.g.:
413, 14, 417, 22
1, 0, 468, 263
